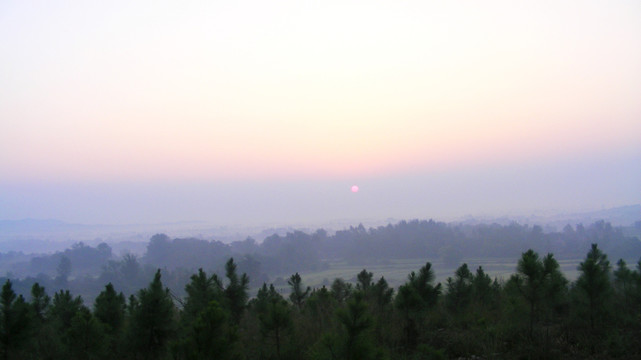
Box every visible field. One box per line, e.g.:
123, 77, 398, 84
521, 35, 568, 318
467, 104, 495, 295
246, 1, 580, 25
287, 257, 584, 291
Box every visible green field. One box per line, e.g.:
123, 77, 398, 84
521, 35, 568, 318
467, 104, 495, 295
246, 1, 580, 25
287, 257, 584, 291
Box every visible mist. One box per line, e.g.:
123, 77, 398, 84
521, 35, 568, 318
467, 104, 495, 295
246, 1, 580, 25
1, 151, 638, 227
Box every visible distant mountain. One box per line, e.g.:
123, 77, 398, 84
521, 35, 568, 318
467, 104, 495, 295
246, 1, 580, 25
457, 204, 641, 229
1, 204, 639, 251
572, 204, 641, 225
525, 204, 641, 228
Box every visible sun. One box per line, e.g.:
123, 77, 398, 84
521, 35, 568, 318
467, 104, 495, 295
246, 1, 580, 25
351, 185, 359, 193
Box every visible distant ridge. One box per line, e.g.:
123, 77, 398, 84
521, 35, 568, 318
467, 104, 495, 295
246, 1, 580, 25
1, 204, 639, 239
527, 204, 640, 227
457, 204, 641, 228
573, 204, 641, 223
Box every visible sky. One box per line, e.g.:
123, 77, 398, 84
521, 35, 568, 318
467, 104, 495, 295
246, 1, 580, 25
1, 1, 640, 226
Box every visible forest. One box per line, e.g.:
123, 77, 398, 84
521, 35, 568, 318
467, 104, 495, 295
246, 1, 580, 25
1, 219, 640, 302
1, 239, 641, 359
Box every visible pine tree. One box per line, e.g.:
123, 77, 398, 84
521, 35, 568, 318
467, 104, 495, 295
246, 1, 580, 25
258, 287, 292, 359
445, 263, 473, 313
513, 249, 545, 338
336, 292, 379, 360
129, 270, 175, 360
635, 259, 641, 316
28, 283, 53, 359
66, 307, 105, 360
575, 243, 612, 331
372, 277, 394, 309
182, 268, 223, 324
49, 290, 84, 332
370, 276, 394, 346
541, 253, 568, 322
223, 258, 249, 324
613, 259, 635, 317
30, 282, 50, 323
94, 283, 126, 336
395, 262, 441, 350
305, 286, 337, 335
172, 268, 233, 359
509, 250, 566, 337
330, 278, 352, 304
471, 266, 494, 307
356, 269, 374, 292
288, 272, 310, 310
0, 280, 31, 360
186, 301, 238, 360
93, 282, 125, 357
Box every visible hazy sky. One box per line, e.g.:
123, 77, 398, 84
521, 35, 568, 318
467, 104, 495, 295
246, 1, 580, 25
1, 1, 640, 225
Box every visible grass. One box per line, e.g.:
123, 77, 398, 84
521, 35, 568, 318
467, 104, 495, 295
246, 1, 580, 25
292, 257, 585, 290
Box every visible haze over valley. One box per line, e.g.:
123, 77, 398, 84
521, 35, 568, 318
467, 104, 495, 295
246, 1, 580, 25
1, 1, 640, 358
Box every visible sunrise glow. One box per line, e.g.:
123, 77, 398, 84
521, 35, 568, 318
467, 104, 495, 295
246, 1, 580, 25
1, 0, 639, 184
1, 1, 639, 224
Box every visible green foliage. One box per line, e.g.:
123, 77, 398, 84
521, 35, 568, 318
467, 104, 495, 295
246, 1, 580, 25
330, 278, 352, 304
636, 259, 641, 312
445, 263, 473, 313
368, 276, 394, 347
28, 283, 60, 359
182, 268, 223, 325
128, 269, 175, 360
172, 300, 238, 360
288, 272, 310, 310
305, 285, 337, 335
395, 262, 441, 350
413, 344, 446, 360
396, 262, 441, 314
509, 250, 567, 337
49, 289, 84, 331
66, 307, 105, 360
193, 301, 238, 359
173, 268, 237, 360
258, 289, 292, 359
541, 253, 569, 314
471, 266, 494, 307
613, 259, 633, 296
93, 283, 126, 357
575, 243, 612, 331
613, 259, 637, 320
30, 282, 50, 323
308, 332, 343, 360
1, 280, 32, 360
356, 269, 374, 292
372, 277, 394, 308
336, 292, 383, 360
224, 258, 250, 325
93, 283, 126, 335
2, 247, 641, 359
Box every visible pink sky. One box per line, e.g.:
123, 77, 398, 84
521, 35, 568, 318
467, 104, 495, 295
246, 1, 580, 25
0, 1, 639, 224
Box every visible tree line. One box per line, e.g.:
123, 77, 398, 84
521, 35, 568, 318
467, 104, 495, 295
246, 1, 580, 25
9, 219, 640, 278
1, 244, 640, 359
2, 219, 639, 309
